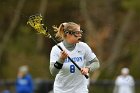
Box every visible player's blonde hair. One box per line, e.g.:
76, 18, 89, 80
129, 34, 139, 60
53, 22, 80, 41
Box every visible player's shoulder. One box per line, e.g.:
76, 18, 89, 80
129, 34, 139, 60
116, 75, 122, 79
52, 42, 62, 50
77, 41, 87, 45
127, 75, 134, 79
77, 42, 89, 47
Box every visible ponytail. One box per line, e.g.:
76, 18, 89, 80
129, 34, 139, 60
53, 23, 66, 41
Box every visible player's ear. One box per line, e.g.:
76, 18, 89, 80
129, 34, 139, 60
62, 23, 69, 35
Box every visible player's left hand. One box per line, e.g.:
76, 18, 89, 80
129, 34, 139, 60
81, 67, 89, 75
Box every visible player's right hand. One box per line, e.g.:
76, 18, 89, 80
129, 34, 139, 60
60, 51, 68, 62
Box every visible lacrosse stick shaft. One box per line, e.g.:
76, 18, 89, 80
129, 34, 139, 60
50, 35, 89, 79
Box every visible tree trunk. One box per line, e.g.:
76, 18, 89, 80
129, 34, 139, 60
36, 0, 48, 52
0, 0, 26, 63
79, 0, 102, 80
100, 9, 136, 75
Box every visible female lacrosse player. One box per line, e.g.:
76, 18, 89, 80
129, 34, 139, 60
50, 22, 100, 93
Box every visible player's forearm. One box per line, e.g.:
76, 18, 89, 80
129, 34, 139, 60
50, 63, 60, 76
86, 57, 100, 72
50, 58, 64, 76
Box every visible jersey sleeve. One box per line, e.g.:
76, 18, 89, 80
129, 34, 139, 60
50, 45, 60, 63
83, 43, 96, 62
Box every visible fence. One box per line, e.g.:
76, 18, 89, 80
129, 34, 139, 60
0, 79, 140, 93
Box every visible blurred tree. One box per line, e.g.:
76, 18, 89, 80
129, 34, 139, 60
79, 0, 140, 79
0, 0, 26, 61
0, 0, 26, 78
36, 0, 48, 53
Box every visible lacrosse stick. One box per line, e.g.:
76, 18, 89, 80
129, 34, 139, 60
27, 14, 89, 79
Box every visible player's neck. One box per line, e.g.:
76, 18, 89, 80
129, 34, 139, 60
63, 40, 76, 51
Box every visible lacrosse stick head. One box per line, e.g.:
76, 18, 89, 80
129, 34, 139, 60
27, 14, 51, 38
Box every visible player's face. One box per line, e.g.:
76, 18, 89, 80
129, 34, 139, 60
66, 26, 83, 44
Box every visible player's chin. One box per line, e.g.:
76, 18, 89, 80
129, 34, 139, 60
76, 40, 80, 43
75, 38, 81, 43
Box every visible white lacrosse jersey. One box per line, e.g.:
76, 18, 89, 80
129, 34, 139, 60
50, 42, 96, 93
115, 75, 135, 93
